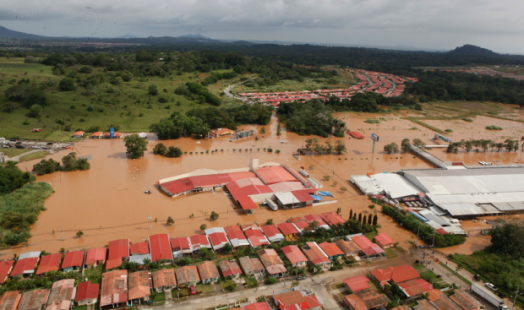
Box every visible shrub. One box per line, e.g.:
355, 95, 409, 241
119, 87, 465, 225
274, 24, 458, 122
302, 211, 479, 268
153, 143, 167, 155
486, 126, 503, 130
445, 129, 453, 133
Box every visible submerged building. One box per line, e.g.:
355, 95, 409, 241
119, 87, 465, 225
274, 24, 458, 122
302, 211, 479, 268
158, 159, 324, 212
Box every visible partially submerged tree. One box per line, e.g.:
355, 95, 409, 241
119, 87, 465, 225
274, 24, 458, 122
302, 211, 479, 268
124, 134, 148, 159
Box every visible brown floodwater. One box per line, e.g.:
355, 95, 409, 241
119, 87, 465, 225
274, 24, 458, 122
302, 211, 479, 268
6, 113, 520, 258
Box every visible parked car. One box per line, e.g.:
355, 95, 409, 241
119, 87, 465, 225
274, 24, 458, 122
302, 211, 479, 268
296, 276, 306, 280
474, 274, 481, 281
189, 286, 196, 295
32, 146, 41, 149
46, 142, 54, 145
32, 128, 43, 132
486, 283, 497, 291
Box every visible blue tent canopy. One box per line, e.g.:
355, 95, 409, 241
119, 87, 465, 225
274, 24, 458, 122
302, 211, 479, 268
310, 194, 322, 201
319, 191, 334, 197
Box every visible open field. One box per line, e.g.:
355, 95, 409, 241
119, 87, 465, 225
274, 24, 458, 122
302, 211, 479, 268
18, 150, 49, 162
1, 148, 30, 157
0, 58, 243, 140
232, 68, 357, 94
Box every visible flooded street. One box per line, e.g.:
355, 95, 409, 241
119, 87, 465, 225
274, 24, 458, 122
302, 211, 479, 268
7, 112, 522, 257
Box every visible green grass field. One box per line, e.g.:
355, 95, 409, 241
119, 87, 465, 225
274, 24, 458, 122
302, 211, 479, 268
19, 151, 48, 162
1, 148, 30, 158
0, 58, 243, 140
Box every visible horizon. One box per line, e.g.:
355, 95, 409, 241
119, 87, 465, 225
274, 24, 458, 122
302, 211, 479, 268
1, 0, 524, 54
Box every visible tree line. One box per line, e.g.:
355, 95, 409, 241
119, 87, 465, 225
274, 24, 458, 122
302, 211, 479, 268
446, 138, 520, 153
32, 152, 90, 175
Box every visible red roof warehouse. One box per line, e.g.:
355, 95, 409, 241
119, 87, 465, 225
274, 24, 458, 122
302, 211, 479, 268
149, 234, 173, 262
36, 254, 62, 275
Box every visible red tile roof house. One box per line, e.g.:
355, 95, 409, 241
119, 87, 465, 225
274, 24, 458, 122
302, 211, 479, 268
205, 227, 231, 251
302, 242, 332, 271
35, 254, 61, 276
292, 220, 312, 235
130, 242, 150, 256
189, 234, 212, 252
100, 270, 128, 308
149, 234, 174, 263
257, 249, 287, 278
260, 225, 284, 243
244, 229, 270, 248
198, 261, 221, 284
344, 290, 390, 310
0, 290, 22, 310
128, 270, 152, 304
273, 290, 322, 310
303, 214, 331, 230
350, 235, 385, 258
61, 250, 85, 272
242, 301, 271, 310
46, 279, 76, 310
320, 212, 346, 227
171, 237, 193, 259
282, 245, 308, 268
374, 233, 396, 249
175, 266, 200, 287
152, 269, 177, 292
399, 278, 433, 299
84, 248, 106, 269
11, 252, 40, 278
238, 256, 266, 278
344, 275, 370, 293
372, 265, 421, 289
75, 281, 99, 306
336, 239, 362, 257
218, 260, 242, 279
0, 260, 14, 284
319, 242, 345, 261
106, 239, 130, 270
224, 225, 250, 248
277, 222, 300, 240
17, 289, 49, 310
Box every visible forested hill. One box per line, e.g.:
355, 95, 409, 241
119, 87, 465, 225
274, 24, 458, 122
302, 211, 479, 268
448, 44, 500, 57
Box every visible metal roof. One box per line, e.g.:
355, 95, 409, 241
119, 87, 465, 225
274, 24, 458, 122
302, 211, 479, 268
275, 192, 300, 205
19, 252, 40, 260
149, 234, 173, 262
129, 254, 151, 265
351, 173, 422, 198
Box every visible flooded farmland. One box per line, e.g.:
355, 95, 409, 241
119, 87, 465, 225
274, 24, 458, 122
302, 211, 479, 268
8, 112, 523, 257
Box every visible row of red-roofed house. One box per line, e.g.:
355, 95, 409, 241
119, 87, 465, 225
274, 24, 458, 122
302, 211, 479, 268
236, 69, 417, 107
341, 264, 481, 310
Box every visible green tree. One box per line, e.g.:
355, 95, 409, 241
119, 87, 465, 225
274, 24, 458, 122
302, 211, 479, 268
401, 138, 411, 153
222, 243, 232, 253
362, 215, 367, 226
165, 146, 182, 158
261, 127, 266, 134
349, 209, 353, 220
153, 143, 167, 155
373, 215, 378, 226
76, 230, 84, 237
167, 217, 175, 225
1, 211, 25, 230
210, 211, 219, 221
384, 143, 399, 154
0, 161, 36, 193
28, 104, 42, 118
4, 85, 47, 108
309, 221, 319, 231
266, 277, 278, 284
266, 219, 273, 225
32, 159, 61, 175
148, 84, 158, 96
59, 78, 76, 91
277, 123, 281, 136
335, 140, 347, 154
412, 138, 425, 149
124, 134, 148, 159
200, 224, 207, 232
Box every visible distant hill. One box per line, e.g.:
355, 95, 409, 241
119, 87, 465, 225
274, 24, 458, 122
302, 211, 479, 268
449, 44, 499, 57
179, 34, 211, 40
117, 34, 138, 39
0, 26, 43, 39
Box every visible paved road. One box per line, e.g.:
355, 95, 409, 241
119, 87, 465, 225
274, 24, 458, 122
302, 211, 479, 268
223, 77, 257, 104
4, 149, 44, 162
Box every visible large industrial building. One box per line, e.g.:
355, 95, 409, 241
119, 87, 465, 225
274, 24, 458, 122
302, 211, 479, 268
351, 166, 524, 233
158, 159, 329, 212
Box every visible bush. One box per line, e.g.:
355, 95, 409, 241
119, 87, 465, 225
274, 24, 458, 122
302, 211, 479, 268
148, 84, 158, 96
165, 146, 182, 158
445, 129, 453, 133
486, 126, 503, 130
266, 277, 278, 285
28, 104, 42, 118
4, 84, 47, 108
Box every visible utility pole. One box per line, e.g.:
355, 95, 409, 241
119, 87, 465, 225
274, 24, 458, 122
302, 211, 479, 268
432, 232, 436, 248
512, 286, 519, 310
148, 215, 152, 230
60, 223, 64, 241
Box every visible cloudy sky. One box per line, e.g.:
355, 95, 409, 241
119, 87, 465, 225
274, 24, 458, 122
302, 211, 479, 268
1, 0, 523, 53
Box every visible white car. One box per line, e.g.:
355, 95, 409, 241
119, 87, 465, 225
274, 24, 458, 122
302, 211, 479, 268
485, 283, 496, 291
32, 146, 41, 149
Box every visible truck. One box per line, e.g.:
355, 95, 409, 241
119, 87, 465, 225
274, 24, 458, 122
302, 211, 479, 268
471, 283, 505, 309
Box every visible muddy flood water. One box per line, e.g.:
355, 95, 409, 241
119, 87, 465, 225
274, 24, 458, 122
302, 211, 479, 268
7, 112, 521, 258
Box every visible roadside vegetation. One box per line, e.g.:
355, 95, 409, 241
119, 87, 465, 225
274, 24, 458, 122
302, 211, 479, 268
449, 223, 524, 307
